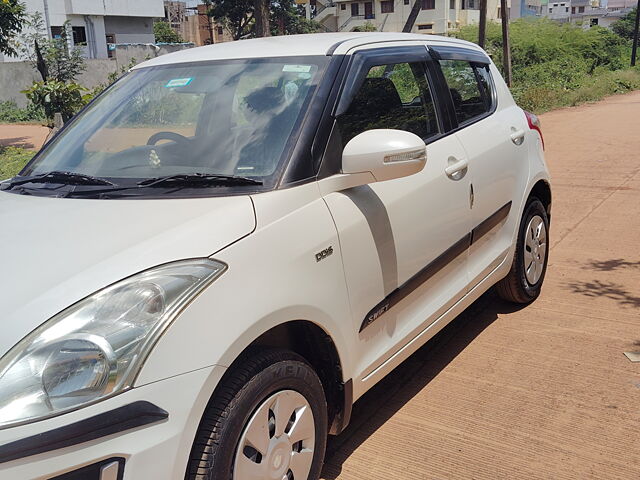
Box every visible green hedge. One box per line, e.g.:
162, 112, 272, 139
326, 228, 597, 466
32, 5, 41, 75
453, 18, 640, 112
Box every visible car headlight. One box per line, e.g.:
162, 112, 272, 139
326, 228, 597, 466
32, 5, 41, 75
0, 259, 226, 429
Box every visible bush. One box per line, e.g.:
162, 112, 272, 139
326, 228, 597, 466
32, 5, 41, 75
0, 100, 44, 123
22, 81, 88, 124
453, 18, 638, 112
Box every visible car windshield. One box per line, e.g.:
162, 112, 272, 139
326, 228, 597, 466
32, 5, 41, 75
19, 56, 327, 195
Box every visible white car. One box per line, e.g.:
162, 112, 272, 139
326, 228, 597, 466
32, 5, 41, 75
0, 33, 550, 480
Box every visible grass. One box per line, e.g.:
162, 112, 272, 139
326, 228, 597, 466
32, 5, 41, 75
0, 146, 34, 180
512, 67, 640, 113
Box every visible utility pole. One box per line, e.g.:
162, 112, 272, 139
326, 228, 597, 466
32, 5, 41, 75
478, 0, 487, 48
632, 1, 640, 66
402, 0, 422, 32
500, 0, 512, 86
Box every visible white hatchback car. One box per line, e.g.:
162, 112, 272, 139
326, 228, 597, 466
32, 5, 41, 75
0, 33, 550, 480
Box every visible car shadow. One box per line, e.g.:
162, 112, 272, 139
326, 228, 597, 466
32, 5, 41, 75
322, 289, 527, 479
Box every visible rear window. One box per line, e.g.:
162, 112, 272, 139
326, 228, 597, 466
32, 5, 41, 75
439, 60, 493, 125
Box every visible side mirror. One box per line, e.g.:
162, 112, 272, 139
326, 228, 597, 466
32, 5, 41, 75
342, 129, 426, 183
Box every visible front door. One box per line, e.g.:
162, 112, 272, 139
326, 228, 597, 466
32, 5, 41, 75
320, 48, 472, 395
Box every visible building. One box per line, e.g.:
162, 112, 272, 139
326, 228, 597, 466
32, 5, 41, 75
1, 0, 165, 62
301, 0, 507, 35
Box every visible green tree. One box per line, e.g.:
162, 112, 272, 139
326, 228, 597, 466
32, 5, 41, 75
611, 8, 637, 40
209, 0, 255, 40
0, 0, 25, 57
209, 0, 320, 39
17, 13, 86, 82
153, 21, 184, 43
270, 0, 323, 35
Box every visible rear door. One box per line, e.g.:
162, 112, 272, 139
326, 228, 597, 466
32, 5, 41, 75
318, 46, 472, 391
433, 49, 529, 286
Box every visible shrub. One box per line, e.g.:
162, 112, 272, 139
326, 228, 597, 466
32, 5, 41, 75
0, 100, 45, 123
453, 18, 639, 112
22, 81, 88, 124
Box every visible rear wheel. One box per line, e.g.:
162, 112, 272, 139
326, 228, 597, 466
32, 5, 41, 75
495, 197, 549, 303
186, 348, 327, 480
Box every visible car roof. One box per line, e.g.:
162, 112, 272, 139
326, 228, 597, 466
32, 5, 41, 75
133, 32, 482, 69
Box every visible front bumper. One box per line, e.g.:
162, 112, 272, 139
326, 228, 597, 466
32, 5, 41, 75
0, 365, 226, 480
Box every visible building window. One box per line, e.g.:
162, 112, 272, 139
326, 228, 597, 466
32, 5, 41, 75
417, 23, 433, 29
590, 17, 598, 25
72, 26, 87, 45
450, 0, 455, 8
405, 0, 410, 4
351, 3, 359, 16
50, 26, 64, 39
565, 7, 569, 11
341, 3, 346, 9
571, 6, 575, 13
421, 0, 435, 9
217, 26, 223, 35
578, 6, 585, 12
381, 0, 394, 13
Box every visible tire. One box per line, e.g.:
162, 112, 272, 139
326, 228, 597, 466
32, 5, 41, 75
185, 348, 328, 480
495, 197, 549, 303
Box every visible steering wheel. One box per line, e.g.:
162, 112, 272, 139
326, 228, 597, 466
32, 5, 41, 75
146, 131, 190, 147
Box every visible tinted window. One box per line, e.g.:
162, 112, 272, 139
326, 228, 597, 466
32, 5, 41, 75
439, 59, 493, 125
337, 62, 439, 145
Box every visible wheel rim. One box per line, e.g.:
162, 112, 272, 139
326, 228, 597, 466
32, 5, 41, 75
233, 390, 315, 480
523, 214, 547, 285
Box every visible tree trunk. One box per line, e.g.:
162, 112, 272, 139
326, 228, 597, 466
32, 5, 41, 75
500, 0, 512, 86
478, 0, 487, 48
34, 39, 48, 82
254, 0, 270, 37
402, 0, 422, 33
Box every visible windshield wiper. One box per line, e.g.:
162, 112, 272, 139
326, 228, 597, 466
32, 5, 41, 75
137, 173, 263, 188
1, 171, 115, 190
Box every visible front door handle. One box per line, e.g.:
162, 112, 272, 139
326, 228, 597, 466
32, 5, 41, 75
510, 128, 526, 146
445, 156, 468, 180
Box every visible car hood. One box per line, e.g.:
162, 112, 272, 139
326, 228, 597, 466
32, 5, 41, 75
0, 191, 255, 358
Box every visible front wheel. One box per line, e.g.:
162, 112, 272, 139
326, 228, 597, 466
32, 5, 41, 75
495, 197, 549, 303
186, 348, 327, 480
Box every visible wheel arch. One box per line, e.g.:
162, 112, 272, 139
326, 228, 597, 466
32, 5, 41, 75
210, 319, 352, 437
528, 179, 552, 221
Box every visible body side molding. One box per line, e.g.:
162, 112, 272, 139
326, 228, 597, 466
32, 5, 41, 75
359, 201, 512, 332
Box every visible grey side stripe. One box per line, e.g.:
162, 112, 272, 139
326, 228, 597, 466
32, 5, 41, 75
340, 185, 398, 297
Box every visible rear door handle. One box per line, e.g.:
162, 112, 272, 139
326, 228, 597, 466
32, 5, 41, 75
510, 128, 526, 146
445, 157, 468, 180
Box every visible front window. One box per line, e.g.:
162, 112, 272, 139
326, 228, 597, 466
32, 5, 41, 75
15, 57, 327, 197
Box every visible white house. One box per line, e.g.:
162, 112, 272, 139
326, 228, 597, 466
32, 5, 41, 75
303, 0, 507, 35
1, 0, 165, 62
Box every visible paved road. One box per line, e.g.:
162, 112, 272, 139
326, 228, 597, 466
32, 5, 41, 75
0, 124, 49, 150
322, 91, 640, 479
